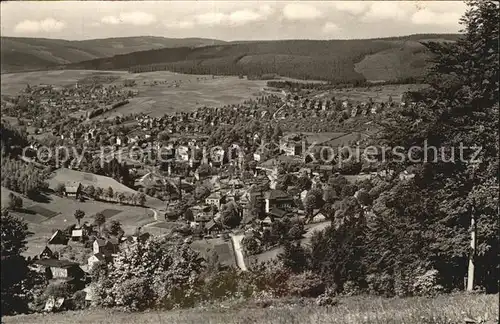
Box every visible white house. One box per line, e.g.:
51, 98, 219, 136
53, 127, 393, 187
87, 253, 106, 269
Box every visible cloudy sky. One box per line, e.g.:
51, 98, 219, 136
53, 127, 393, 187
1, 1, 467, 41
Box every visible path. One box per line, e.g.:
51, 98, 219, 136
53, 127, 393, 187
149, 208, 158, 221
272, 103, 287, 120
230, 234, 247, 271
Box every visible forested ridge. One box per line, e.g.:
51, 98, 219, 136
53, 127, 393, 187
66, 34, 459, 83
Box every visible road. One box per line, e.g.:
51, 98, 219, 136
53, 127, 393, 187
272, 103, 287, 120
149, 208, 158, 221
230, 234, 247, 271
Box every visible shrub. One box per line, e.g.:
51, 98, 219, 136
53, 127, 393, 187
366, 273, 395, 296
71, 290, 87, 310
412, 268, 444, 296
342, 280, 363, 296
286, 271, 325, 297
114, 278, 154, 311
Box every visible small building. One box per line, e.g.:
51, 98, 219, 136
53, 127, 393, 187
47, 230, 69, 246
71, 228, 84, 242
39, 246, 55, 259
264, 189, 294, 213
310, 210, 327, 223
205, 192, 225, 208
205, 220, 221, 235
93, 238, 119, 256
267, 207, 290, 222
64, 182, 82, 199
350, 106, 359, 118
32, 259, 85, 281
87, 253, 107, 269
279, 133, 303, 156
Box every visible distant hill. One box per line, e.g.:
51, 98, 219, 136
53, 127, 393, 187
0, 36, 226, 73
64, 34, 460, 83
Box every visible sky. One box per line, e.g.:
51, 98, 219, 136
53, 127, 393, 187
1, 1, 468, 41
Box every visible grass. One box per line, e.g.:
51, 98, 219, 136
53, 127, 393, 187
26, 205, 59, 218
3, 293, 497, 324
1, 185, 157, 257
190, 237, 236, 268
92, 209, 122, 219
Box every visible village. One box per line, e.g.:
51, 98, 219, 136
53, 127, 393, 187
10, 76, 423, 311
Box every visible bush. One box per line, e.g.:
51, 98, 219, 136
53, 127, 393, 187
114, 278, 154, 311
241, 236, 262, 256
366, 273, 395, 296
286, 271, 325, 297
412, 268, 444, 296
71, 290, 87, 310
342, 280, 363, 296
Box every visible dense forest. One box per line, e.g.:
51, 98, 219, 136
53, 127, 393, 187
66, 35, 459, 83
0, 122, 49, 198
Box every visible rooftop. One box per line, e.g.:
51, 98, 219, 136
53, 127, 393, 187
33, 258, 79, 268
265, 189, 291, 200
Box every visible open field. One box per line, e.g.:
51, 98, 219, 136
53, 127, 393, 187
1, 186, 156, 257
323, 83, 428, 103
103, 73, 267, 117
4, 293, 497, 324
1, 70, 119, 95
48, 168, 164, 208
1, 70, 267, 116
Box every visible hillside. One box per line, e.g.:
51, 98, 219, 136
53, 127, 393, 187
65, 34, 460, 83
0, 36, 226, 73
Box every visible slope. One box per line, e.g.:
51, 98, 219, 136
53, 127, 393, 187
0, 36, 226, 73
65, 34, 460, 83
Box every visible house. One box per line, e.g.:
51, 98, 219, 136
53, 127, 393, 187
205, 192, 225, 208
267, 207, 290, 221
83, 284, 96, 306
205, 220, 221, 234
44, 296, 70, 313
93, 238, 119, 256
48, 230, 69, 246
64, 181, 82, 199
310, 210, 327, 223
176, 145, 190, 161
39, 246, 54, 259
262, 216, 273, 226
87, 253, 107, 269
32, 259, 85, 281
71, 228, 84, 242
279, 133, 303, 156
350, 106, 359, 118
116, 136, 128, 146
210, 147, 225, 167
264, 190, 294, 213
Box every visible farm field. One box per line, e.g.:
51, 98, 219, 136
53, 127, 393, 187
3, 293, 497, 324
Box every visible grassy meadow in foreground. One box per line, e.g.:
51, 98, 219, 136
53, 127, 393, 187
3, 293, 498, 324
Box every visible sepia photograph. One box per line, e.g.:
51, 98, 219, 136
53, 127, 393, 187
0, 1, 498, 323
